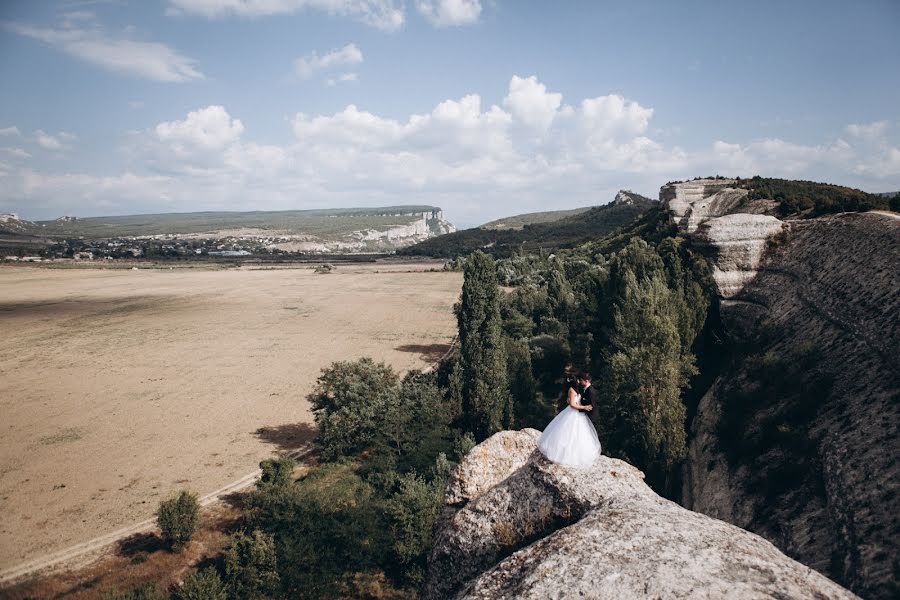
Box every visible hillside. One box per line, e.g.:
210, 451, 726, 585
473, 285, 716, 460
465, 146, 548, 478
480, 206, 592, 230
399, 191, 656, 258
20, 206, 445, 238
659, 179, 899, 598
0, 207, 456, 256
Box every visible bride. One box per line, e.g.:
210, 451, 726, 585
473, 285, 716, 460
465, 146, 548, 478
538, 373, 601, 467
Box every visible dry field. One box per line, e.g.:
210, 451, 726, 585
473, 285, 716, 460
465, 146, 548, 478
0, 262, 461, 572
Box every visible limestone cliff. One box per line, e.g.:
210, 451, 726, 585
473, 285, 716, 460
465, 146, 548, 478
660, 179, 784, 297
426, 429, 857, 600
661, 179, 900, 598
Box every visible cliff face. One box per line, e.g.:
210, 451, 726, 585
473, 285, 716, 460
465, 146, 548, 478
664, 180, 900, 598
426, 429, 857, 600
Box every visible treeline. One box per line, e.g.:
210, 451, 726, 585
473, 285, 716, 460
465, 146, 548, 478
737, 176, 897, 216
398, 196, 655, 258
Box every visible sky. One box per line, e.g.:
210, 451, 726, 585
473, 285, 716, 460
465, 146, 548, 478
0, 0, 898, 227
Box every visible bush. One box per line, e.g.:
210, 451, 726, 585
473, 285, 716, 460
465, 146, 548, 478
384, 473, 445, 585
100, 582, 167, 600
223, 529, 280, 599
156, 490, 200, 550
307, 358, 401, 461
172, 568, 227, 600
258, 457, 296, 490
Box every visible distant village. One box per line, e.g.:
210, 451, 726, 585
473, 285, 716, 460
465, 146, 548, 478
2, 235, 295, 263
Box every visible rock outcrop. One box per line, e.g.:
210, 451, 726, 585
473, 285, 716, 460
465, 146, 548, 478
660, 179, 784, 298
682, 211, 900, 599
427, 430, 858, 600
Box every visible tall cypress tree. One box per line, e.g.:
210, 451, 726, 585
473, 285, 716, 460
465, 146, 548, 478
597, 238, 694, 477
457, 251, 512, 440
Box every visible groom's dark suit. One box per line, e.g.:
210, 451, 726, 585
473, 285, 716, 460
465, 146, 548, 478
580, 383, 600, 426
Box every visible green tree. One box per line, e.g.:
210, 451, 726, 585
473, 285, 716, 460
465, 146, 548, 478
173, 568, 227, 600
156, 490, 200, 550
223, 529, 280, 599
307, 358, 401, 460
384, 472, 445, 586
505, 337, 544, 428
457, 251, 512, 440
598, 239, 695, 476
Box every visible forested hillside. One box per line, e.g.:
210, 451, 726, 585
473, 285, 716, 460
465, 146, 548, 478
399, 192, 656, 258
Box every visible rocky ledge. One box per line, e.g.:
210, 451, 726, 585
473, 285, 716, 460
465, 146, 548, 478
426, 429, 857, 600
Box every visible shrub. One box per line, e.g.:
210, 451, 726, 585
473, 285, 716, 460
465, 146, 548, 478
156, 490, 200, 550
172, 568, 227, 600
223, 529, 280, 599
100, 582, 167, 600
384, 472, 445, 585
258, 456, 296, 490
307, 358, 401, 461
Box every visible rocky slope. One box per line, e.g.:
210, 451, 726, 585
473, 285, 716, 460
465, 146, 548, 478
662, 180, 900, 598
426, 429, 857, 600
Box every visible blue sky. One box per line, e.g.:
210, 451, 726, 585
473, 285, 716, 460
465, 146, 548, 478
1, 0, 898, 227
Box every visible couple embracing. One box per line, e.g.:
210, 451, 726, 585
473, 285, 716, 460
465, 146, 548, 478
538, 371, 602, 467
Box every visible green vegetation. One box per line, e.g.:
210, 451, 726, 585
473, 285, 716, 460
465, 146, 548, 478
222, 530, 280, 599
101, 582, 168, 600
738, 176, 890, 217
172, 569, 228, 600
481, 206, 593, 230
156, 491, 201, 550
457, 251, 513, 440
400, 195, 655, 258
25, 206, 441, 238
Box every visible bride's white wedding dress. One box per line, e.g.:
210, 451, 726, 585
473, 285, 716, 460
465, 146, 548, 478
538, 393, 601, 467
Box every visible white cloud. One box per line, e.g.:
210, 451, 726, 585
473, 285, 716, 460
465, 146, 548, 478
326, 72, 358, 86
416, 0, 481, 27
0, 147, 32, 159
846, 120, 888, 140
0, 127, 21, 137
503, 75, 562, 131
166, 0, 405, 31
35, 130, 64, 150
6, 76, 898, 224
155, 105, 245, 151
5, 21, 203, 82
294, 43, 363, 79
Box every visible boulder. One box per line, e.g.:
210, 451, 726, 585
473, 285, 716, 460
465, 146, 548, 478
427, 430, 858, 600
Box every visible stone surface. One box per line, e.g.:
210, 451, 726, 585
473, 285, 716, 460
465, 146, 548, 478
683, 212, 900, 599
693, 213, 785, 297
660, 179, 785, 299
444, 428, 541, 506
427, 430, 858, 600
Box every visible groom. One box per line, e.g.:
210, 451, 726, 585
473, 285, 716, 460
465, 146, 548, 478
577, 371, 599, 422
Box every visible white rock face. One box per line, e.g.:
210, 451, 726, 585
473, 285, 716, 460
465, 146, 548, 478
693, 213, 785, 297
660, 180, 784, 298
0, 213, 20, 223
427, 430, 858, 600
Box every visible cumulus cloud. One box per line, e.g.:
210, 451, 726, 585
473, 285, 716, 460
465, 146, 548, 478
503, 75, 562, 130
294, 43, 363, 79
4, 21, 203, 82
0, 127, 21, 137
166, 0, 405, 32
5, 75, 898, 224
416, 0, 482, 27
156, 105, 244, 149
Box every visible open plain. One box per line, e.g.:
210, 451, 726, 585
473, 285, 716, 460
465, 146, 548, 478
0, 262, 462, 571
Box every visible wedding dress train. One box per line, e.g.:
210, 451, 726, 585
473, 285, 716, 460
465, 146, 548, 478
538, 395, 601, 467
